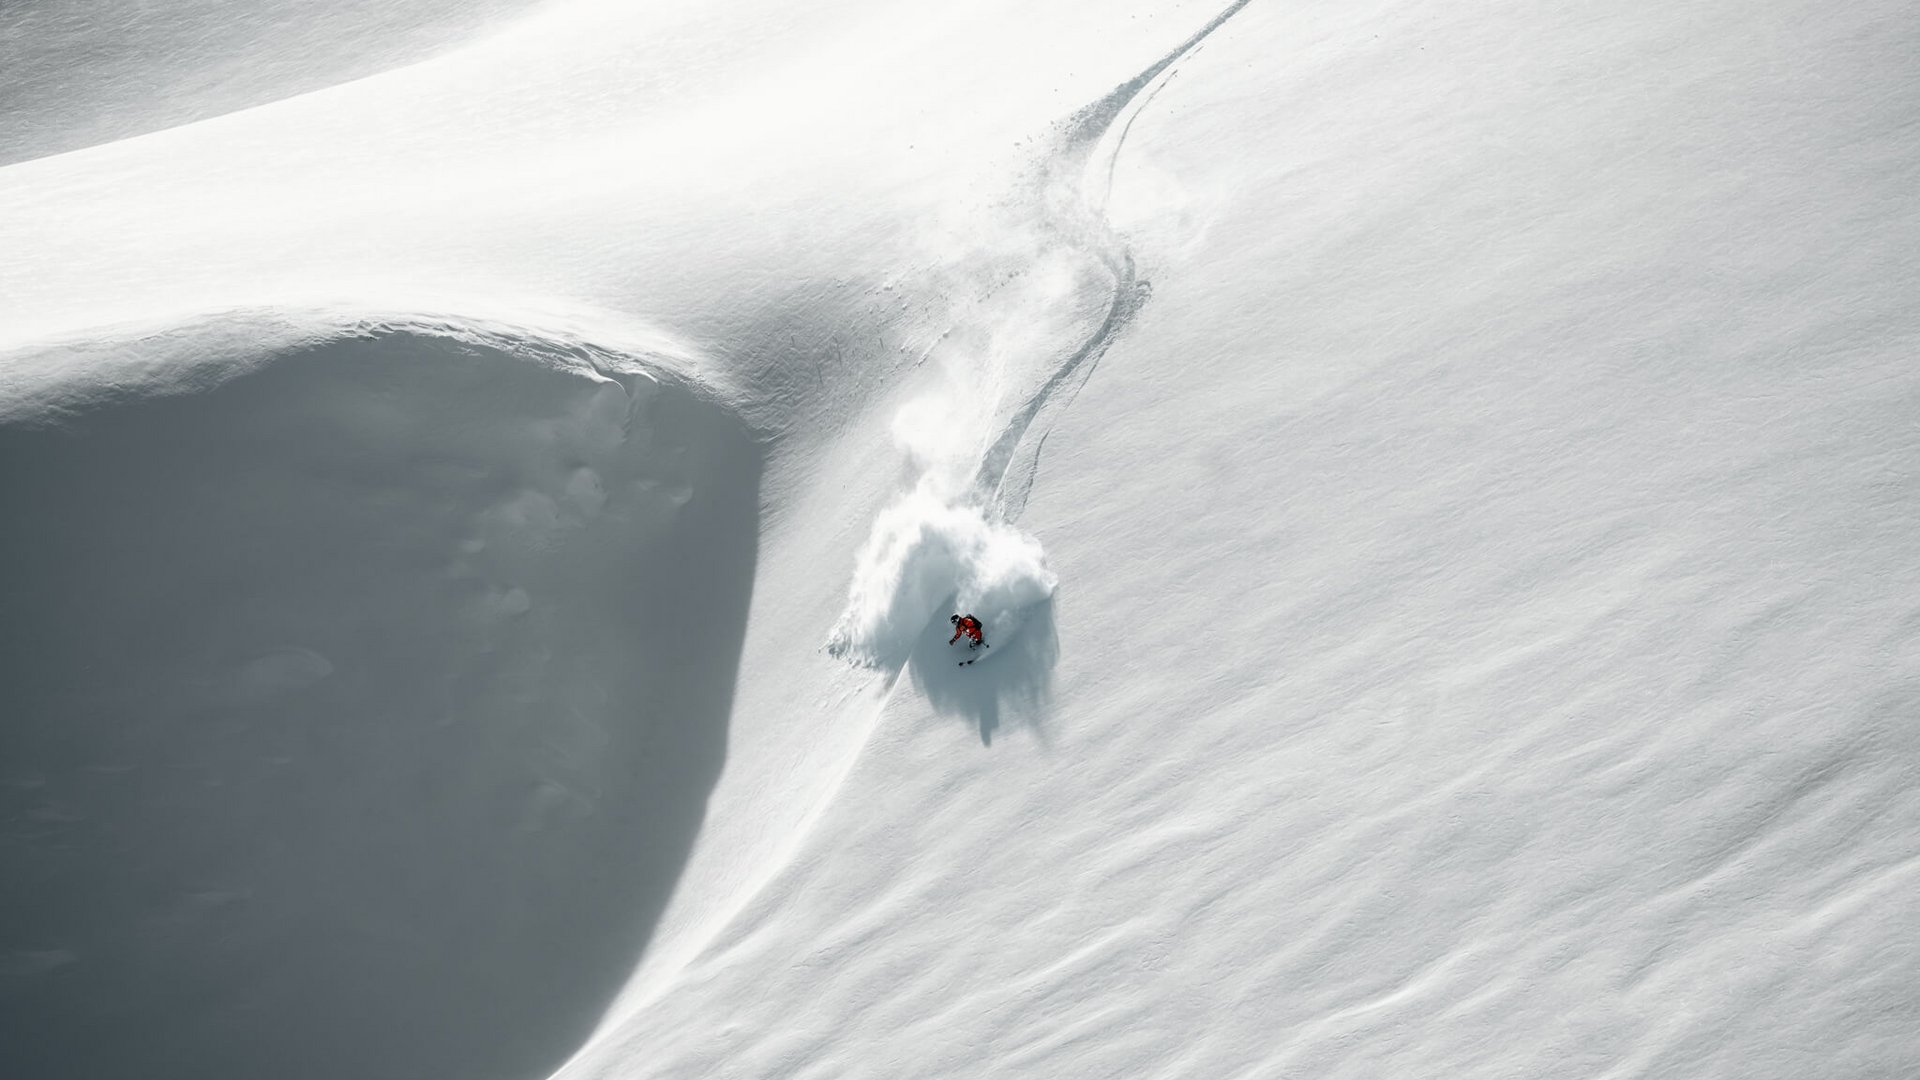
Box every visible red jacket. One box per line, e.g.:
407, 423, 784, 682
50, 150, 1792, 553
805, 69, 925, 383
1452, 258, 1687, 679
950, 615, 983, 643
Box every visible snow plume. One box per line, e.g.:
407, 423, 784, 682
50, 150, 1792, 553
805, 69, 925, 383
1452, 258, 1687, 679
828, 393, 1057, 671
818, 82, 1133, 676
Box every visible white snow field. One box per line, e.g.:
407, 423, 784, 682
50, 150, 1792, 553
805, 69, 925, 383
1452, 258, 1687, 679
2, 0, 1917, 1078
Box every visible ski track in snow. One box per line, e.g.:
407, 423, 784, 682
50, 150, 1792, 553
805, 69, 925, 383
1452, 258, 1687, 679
830, 0, 1256, 676
976, 0, 1253, 521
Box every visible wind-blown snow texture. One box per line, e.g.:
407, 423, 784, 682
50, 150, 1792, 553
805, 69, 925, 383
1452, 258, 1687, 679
3, 1, 1919, 1079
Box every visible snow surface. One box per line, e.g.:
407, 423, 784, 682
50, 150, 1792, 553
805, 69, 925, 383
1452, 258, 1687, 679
0, 0, 543, 166
3, 1, 1918, 1078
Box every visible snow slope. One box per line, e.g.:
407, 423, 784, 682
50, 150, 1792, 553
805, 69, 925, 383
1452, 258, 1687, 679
3, 0, 1919, 1078
559, 1, 1920, 1077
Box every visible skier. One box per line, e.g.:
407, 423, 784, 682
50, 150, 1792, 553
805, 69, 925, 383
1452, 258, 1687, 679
949, 613, 987, 650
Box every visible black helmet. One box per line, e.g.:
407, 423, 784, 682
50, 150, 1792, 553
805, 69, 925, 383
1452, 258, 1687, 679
950, 614, 962, 624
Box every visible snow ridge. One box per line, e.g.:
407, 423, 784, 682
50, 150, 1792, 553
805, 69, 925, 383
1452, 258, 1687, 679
0, 300, 719, 427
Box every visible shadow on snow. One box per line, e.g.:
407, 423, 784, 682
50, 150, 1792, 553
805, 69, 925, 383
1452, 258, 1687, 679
905, 600, 1060, 746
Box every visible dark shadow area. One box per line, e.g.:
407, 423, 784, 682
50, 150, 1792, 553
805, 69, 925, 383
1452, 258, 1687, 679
0, 328, 760, 1080
906, 601, 1059, 746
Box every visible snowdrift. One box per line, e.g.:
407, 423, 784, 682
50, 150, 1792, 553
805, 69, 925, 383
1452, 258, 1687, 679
0, 316, 760, 1080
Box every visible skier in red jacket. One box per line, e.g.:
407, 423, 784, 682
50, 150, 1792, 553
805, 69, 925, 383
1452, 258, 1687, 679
950, 613, 987, 649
